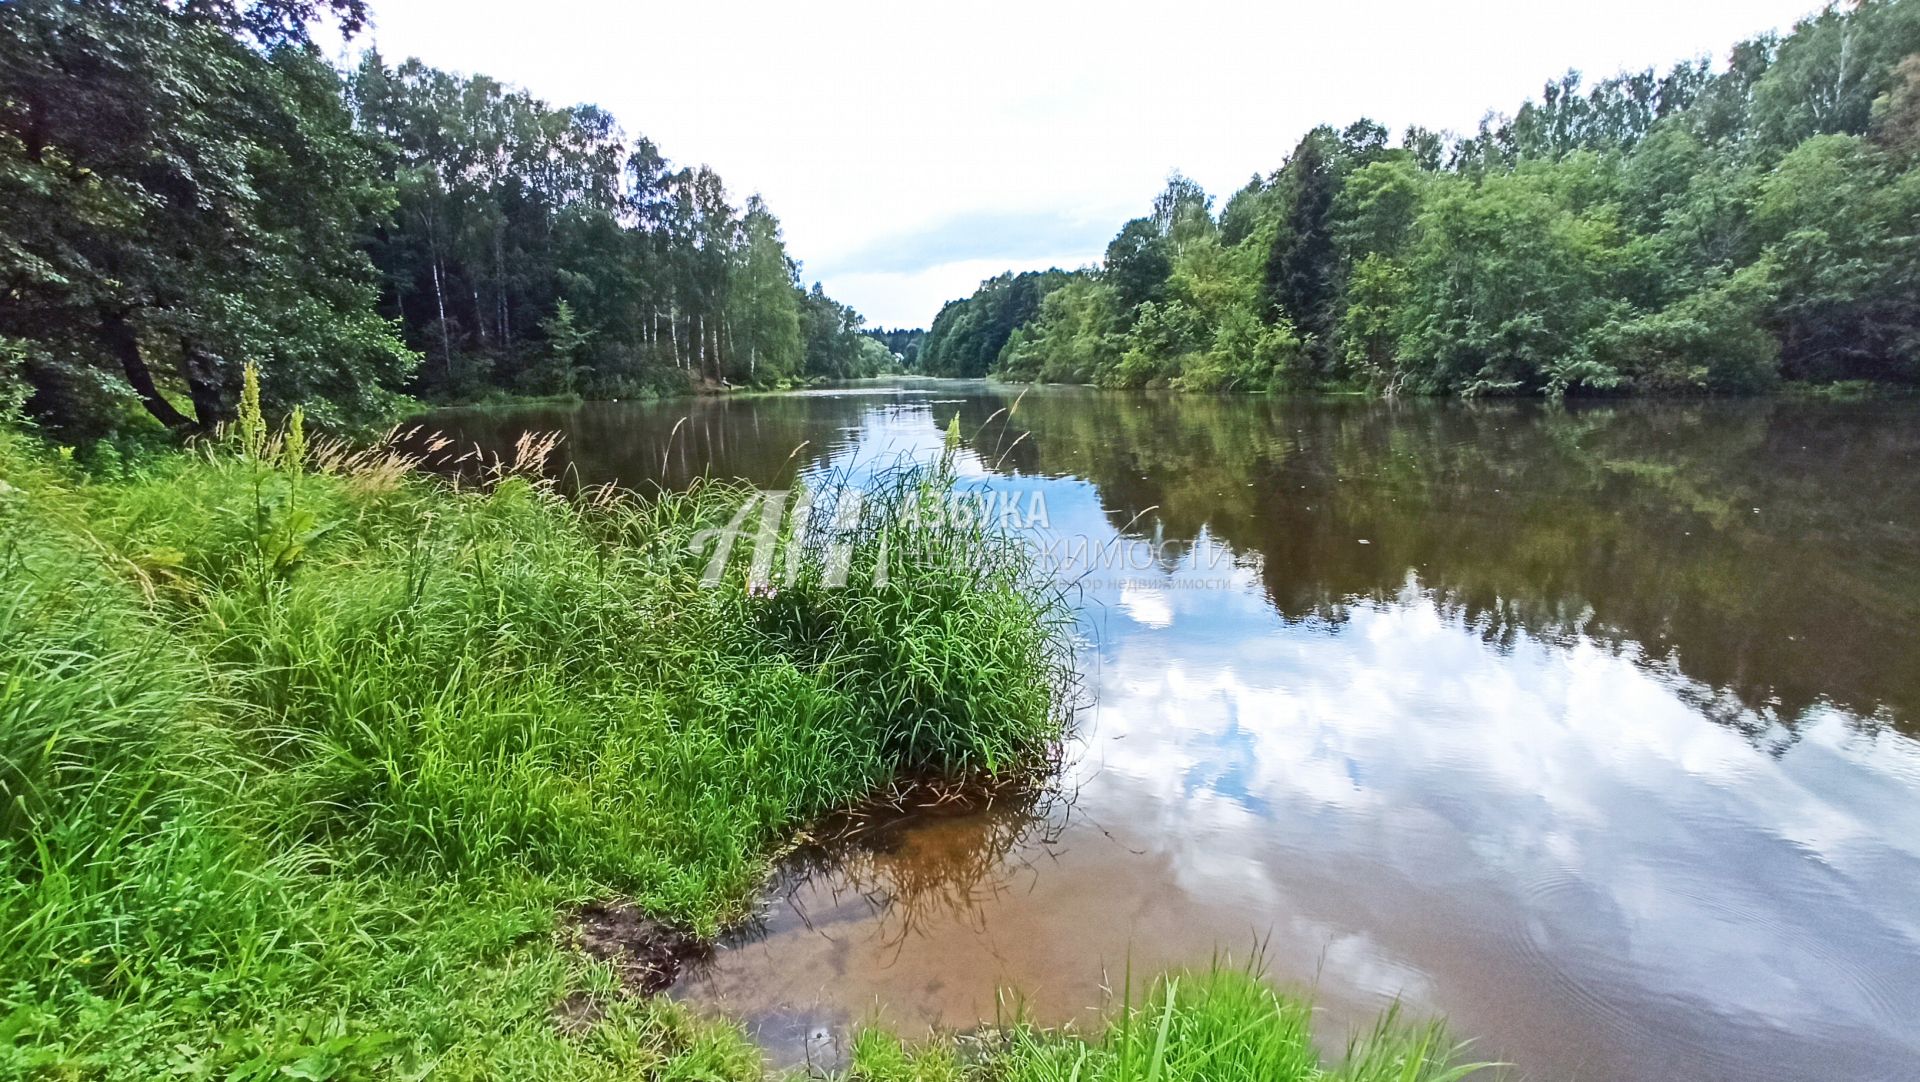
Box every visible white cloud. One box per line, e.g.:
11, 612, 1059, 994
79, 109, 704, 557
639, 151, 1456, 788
351, 0, 1827, 327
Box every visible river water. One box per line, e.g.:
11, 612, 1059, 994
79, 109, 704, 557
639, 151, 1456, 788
424, 380, 1920, 1082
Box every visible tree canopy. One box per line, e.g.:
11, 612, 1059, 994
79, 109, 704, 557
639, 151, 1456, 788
920, 0, 1920, 397
2, 0, 884, 436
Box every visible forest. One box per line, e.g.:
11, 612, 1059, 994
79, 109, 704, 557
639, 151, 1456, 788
1, 0, 892, 439
919, 0, 1920, 397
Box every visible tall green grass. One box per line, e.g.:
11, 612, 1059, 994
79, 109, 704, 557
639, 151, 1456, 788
0, 414, 1068, 1077
848, 967, 1489, 1082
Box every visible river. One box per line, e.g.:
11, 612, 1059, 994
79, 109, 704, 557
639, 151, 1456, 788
421, 380, 1920, 1082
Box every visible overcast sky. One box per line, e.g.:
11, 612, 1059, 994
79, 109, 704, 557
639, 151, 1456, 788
349, 0, 1825, 329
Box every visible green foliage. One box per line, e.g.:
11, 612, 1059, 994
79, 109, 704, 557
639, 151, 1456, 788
1750, 133, 1920, 383
1335, 159, 1425, 264
730, 198, 807, 383
921, 271, 1072, 378
531, 300, 590, 395
0, 420, 1067, 1076
866, 327, 928, 369
1, 0, 415, 435
1746, 0, 1920, 154
1586, 265, 1782, 392
350, 56, 879, 399
1000, 277, 1123, 383
931, 0, 1920, 398
801, 283, 894, 380
1395, 161, 1631, 396
1179, 306, 1301, 394
1265, 133, 1341, 371
1, 2, 879, 439
0, 337, 33, 420
1105, 218, 1174, 312
1339, 255, 1411, 388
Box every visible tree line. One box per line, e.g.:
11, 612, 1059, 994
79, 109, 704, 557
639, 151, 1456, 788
920, 0, 1920, 396
1, 0, 890, 438
864, 327, 928, 369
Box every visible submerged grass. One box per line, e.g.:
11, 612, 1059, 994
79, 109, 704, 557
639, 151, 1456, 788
0, 406, 1480, 1080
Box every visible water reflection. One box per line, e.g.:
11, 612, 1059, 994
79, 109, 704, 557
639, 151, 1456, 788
688, 791, 1068, 1070
418, 382, 1920, 1082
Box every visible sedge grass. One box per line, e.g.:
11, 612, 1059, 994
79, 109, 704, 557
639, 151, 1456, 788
847, 966, 1492, 1082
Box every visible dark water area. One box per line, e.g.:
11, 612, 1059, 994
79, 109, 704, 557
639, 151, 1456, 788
418, 381, 1920, 1082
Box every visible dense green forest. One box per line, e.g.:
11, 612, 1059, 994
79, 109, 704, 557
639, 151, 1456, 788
921, 0, 1920, 396
1, 0, 889, 439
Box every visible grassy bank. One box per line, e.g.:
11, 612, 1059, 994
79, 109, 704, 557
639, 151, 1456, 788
0, 410, 1475, 1080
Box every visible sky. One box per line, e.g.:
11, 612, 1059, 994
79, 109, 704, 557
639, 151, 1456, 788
347, 0, 1828, 329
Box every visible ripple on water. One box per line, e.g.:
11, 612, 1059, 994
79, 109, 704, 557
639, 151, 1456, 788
1495, 864, 1919, 1081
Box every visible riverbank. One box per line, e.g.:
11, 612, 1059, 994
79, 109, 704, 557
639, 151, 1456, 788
0, 410, 1473, 1079
964, 374, 1920, 402
424, 372, 904, 412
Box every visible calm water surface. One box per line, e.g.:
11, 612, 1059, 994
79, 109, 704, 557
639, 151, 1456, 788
424, 381, 1920, 1082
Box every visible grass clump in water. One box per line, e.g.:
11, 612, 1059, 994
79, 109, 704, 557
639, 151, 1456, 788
0, 402, 1067, 1077
849, 967, 1489, 1082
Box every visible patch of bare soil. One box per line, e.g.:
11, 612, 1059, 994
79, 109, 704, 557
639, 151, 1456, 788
561, 901, 711, 996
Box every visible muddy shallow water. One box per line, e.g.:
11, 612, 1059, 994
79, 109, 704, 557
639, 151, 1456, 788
426, 382, 1920, 1082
